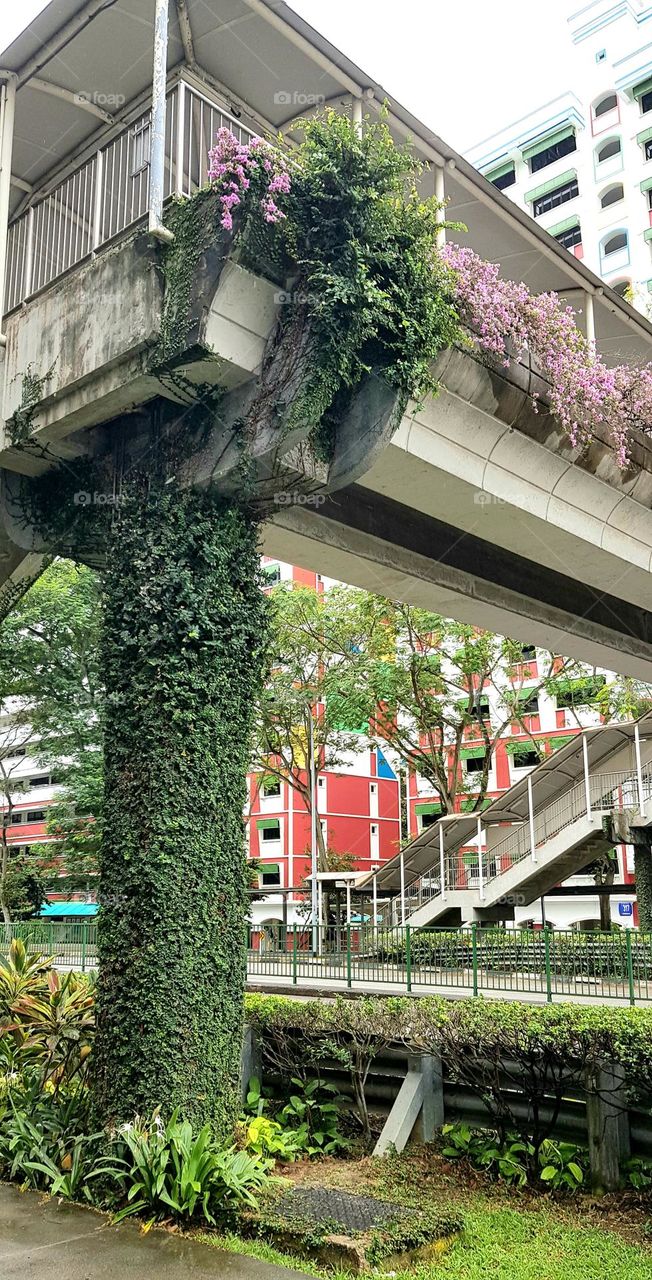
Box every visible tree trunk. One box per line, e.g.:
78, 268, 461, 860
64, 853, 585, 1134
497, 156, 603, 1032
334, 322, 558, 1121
93, 474, 268, 1135
599, 880, 613, 932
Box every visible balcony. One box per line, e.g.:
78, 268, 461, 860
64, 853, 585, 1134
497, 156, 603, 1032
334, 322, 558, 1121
3, 78, 256, 317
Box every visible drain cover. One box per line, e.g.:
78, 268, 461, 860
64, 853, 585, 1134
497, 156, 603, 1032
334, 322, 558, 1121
274, 1187, 416, 1234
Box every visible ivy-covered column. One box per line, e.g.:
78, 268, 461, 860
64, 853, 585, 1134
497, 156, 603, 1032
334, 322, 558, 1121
93, 474, 268, 1134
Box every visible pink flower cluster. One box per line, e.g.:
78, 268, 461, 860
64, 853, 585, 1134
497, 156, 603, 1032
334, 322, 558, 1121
442, 242, 652, 466
207, 128, 291, 231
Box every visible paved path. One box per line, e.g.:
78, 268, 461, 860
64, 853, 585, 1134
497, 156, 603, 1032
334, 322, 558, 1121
246, 972, 639, 1006
0, 1184, 305, 1280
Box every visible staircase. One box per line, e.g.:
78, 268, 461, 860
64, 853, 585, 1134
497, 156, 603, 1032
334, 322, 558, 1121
386, 765, 652, 929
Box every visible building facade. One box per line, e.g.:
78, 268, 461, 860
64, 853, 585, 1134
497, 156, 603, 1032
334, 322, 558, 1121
467, 1, 652, 310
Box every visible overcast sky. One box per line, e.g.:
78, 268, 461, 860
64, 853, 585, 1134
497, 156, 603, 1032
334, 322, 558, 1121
0, 0, 576, 152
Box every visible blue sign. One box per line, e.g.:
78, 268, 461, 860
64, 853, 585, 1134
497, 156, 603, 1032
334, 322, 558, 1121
618, 902, 633, 917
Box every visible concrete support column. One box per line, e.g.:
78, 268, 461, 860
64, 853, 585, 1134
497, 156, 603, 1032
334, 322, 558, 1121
0, 72, 17, 342
584, 291, 595, 345
585, 1061, 630, 1192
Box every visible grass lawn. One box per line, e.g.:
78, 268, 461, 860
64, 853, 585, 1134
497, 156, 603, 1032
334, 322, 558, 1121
196, 1147, 652, 1279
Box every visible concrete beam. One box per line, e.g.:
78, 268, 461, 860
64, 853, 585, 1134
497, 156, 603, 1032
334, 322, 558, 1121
374, 1054, 443, 1156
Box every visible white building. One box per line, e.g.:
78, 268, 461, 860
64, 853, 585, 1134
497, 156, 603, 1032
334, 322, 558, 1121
467, 1, 652, 311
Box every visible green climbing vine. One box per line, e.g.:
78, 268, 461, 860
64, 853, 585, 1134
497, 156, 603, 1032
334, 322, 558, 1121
8, 364, 55, 446
93, 474, 269, 1133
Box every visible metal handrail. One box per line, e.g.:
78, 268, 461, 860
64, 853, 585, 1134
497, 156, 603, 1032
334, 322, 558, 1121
3, 80, 257, 315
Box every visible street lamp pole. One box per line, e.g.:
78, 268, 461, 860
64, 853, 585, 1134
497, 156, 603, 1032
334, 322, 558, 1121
309, 709, 318, 953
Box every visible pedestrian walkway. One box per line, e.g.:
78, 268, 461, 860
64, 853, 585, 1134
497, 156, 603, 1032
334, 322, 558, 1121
0, 1185, 305, 1280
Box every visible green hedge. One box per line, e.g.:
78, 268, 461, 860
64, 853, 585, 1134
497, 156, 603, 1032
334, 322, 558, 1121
370, 928, 652, 981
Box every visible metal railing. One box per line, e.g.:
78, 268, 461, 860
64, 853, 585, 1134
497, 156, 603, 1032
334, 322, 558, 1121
384, 765, 652, 926
3, 921, 650, 1004
3, 79, 257, 315
247, 923, 652, 1005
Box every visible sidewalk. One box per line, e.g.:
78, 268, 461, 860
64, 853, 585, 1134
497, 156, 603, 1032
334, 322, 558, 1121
0, 1184, 306, 1279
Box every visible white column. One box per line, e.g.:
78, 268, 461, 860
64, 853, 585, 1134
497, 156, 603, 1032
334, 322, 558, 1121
439, 822, 446, 899
352, 96, 363, 136
400, 848, 406, 926
0, 73, 17, 343
23, 206, 34, 298
584, 291, 595, 345
309, 712, 318, 953
149, 0, 174, 243
477, 815, 485, 901
527, 773, 537, 864
582, 733, 592, 820
634, 723, 645, 813
435, 164, 445, 249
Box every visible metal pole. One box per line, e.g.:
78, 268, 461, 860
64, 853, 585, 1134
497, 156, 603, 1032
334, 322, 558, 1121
635, 723, 645, 812
527, 773, 537, 864
175, 79, 186, 195
309, 711, 318, 954
477, 815, 485, 901
582, 733, 592, 820
92, 149, 104, 251
149, 0, 175, 243
0, 73, 17, 343
345, 880, 351, 925
400, 848, 406, 925
439, 822, 446, 899
372, 874, 378, 942
352, 96, 363, 136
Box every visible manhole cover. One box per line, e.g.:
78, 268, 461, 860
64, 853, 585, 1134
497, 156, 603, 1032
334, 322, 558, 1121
274, 1187, 416, 1234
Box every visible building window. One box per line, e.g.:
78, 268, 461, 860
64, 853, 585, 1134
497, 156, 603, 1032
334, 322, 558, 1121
464, 753, 486, 775
260, 821, 281, 842
596, 137, 621, 163
520, 644, 537, 661
533, 177, 578, 217
602, 230, 628, 258
420, 811, 440, 829
529, 132, 576, 173
512, 749, 540, 769
519, 692, 539, 716
600, 183, 624, 209
492, 166, 516, 191
261, 562, 281, 585
646, 139, 652, 162
596, 49, 606, 64
260, 863, 281, 886
262, 777, 281, 798
612, 279, 631, 298
26, 809, 45, 822
471, 695, 491, 721
642, 89, 652, 115
29, 775, 50, 788
555, 224, 582, 250
593, 93, 617, 118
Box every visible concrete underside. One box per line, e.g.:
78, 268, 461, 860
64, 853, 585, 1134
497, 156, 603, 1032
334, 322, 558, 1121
0, 1184, 305, 1280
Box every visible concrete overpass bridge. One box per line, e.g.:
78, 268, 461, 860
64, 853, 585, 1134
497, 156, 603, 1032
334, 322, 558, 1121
0, 0, 652, 678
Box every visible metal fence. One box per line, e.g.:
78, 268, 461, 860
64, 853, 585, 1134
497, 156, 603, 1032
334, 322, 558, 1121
3, 79, 257, 315
247, 923, 652, 1005
3, 921, 652, 1004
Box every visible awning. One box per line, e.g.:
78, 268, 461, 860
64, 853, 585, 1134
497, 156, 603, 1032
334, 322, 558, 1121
522, 125, 575, 162
40, 901, 97, 917
525, 169, 577, 205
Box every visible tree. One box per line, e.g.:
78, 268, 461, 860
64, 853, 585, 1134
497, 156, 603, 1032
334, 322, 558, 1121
0, 560, 103, 914
315, 591, 587, 814
251, 585, 371, 874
